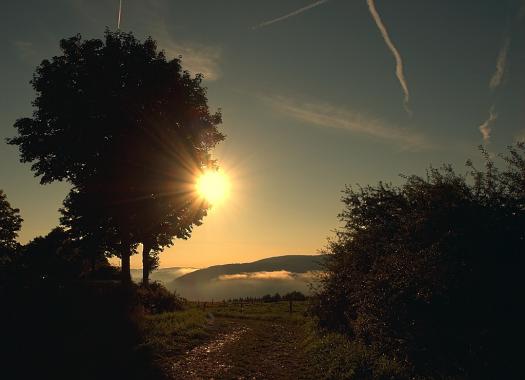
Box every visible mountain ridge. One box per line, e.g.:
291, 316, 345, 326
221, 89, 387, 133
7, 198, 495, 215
167, 254, 326, 300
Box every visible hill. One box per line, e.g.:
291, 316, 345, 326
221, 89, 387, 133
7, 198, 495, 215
130, 267, 198, 285
167, 254, 325, 300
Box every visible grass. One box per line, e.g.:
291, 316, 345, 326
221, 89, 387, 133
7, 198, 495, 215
302, 319, 408, 380
139, 307, 211, 359
203, 300, 308, 322
137, 301, 405, 379
137, 302, 310, 372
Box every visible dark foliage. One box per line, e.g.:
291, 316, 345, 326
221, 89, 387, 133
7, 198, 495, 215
312, 145, 525, 379
283, 291, 307, 301
262, 293, 282, 302
0, 190, 23, 264
0, 225, 167, 379
0, 281, 168, 380
136, 281, 184, 314
1, 226, 117, 287
8, 31, 223, 185
19, 227, 87, 281
8, 30, 224, 283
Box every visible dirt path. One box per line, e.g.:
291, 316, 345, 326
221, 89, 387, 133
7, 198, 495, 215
167, 317, 315, 379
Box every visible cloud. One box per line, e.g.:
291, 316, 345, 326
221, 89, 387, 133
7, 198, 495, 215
514, 129, 525, 143
218, 270, 319, 281
219, 270, 295, 281
366, 0, 411, 116
253, 0, 329, 29
489, 37, 510, 90
162, 41, 222, 81
141, 1, 222, 80
13, 41, 38, 63
118, 0, 122, 30
264, 95, 430, 150
479, 106, 497, 143
68, 0, 222, 80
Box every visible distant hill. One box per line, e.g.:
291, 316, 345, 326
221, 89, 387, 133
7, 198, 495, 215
130, 267, 198, 285
167, 254, 325, 301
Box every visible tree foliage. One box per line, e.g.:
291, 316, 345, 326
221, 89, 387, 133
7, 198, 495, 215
283, 291, 306, 301
313, 145, 525, 378
0, 190, 23, 263
20, 228, 86, 282
8, 31, 224, 282
8, 31, 223, 185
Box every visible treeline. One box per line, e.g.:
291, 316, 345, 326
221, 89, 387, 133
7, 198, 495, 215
225, 291, 307, 304
310, 145, 525, 379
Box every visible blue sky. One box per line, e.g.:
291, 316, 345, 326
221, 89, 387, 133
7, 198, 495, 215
1, 0, 524, 267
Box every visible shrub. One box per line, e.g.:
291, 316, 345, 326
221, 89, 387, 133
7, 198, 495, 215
304, 322, 407, 380
137, 282, 184, 314
313, 145, 525, 378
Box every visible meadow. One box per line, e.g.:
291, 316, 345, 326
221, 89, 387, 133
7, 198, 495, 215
138, 300, 373, 379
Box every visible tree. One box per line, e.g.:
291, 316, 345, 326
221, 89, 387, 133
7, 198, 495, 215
312, 145, 525, 378
8, 31, 224, 283
0, 190, 23, 264
20, 227, 87, 283
59, 189, 120, 274
283, 291, 306, 301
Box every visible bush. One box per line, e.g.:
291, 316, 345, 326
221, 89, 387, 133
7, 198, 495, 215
137, 282, 184, 314
304, 320, 407, 380
313, 145, 525, 378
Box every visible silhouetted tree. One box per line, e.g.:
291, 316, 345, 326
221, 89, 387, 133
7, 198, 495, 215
20, 227, 88, 283
60, 186, 133, 280
0, 190, 23, 265
8, 31, 224, 283
283, 291, 306, 301
313, 145, 525, 378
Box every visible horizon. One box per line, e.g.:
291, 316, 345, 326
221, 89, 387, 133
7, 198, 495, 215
2, 0, 524, 268
126, 252, 324, 270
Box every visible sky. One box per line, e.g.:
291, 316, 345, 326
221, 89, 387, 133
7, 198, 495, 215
1, 0, 524, 268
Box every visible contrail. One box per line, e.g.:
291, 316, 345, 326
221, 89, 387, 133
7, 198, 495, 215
479, 105, 497, 143
489, 37, 510, 90
253, 0, 329, 29
117, 0, 122, 30
366, 0, 411, 116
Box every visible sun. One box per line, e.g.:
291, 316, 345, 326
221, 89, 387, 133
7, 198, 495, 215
196, 169, 230, 205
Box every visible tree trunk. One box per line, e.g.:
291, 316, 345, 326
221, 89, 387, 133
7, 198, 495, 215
142, 242, 152, 286
121, 247, 131, 284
